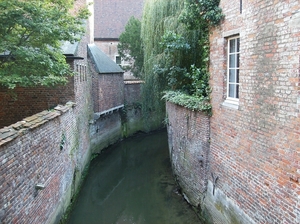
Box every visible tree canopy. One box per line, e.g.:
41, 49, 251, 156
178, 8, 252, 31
0, 0, 90, 89
140, 0, 223, 117
118, 16, 144, 77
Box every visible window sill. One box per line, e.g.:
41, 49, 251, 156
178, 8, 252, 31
222, 100, 239, 110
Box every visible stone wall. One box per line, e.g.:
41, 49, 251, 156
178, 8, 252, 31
208, 0, 300, 223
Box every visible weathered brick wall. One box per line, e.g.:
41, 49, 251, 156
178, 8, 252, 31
209, 0, 300, 223
0, 104, 78, 224
0, 0, 95, 223
122, 81, 145, 137
0, 77, 75, 129
124, 80, 143, 105
95, 73, 124, 113
166, 102, 210, 206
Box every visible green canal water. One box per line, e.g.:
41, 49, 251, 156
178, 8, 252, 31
66, 130, 202, 224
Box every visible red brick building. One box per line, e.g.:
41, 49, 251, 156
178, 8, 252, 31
93, 0, 144, 75
208, 0, 300, 223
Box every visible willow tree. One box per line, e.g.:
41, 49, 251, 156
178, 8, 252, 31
141, 0, 184, 129
141, 0, 223, 122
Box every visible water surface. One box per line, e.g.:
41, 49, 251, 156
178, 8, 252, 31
67, 130, 201, 224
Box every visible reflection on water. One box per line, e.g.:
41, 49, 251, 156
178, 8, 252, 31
67, 130, 202, 224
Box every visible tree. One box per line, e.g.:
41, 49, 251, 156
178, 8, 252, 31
118, 16, 144, 77
141, 0, 223, 116
0, 0, 90, 89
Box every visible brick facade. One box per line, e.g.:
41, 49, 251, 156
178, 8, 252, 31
166, 0, 300, 223
94, 0, 144, 39
94, 73, 124, 113
208, 0, 300, 223
93, 0, 144, 73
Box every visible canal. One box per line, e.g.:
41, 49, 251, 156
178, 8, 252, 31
66, 130, 202, 224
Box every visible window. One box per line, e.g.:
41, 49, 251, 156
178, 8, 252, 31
116, 56, 121, 65
227, 37, 240, 104
240, 0, 242, 13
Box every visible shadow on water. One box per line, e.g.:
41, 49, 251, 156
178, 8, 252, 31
67, 130, 202, 224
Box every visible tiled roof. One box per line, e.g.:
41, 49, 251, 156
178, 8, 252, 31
94, 0, 144, 38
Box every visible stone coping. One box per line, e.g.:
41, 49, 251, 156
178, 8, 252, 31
124, 80, 144, 84
0, 102, 76, 147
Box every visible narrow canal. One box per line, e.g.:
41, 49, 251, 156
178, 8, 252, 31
66, 130, 202, 224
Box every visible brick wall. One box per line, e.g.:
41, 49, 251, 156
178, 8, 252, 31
124, 80, 143, 105
0, 0, 95, 222
166, 102, 210, 206
209, 0, 300, 223
0, 104, 79, 224
94, 41, 119, 62
94, 0, 144, 39
0, 76, 75, 129
93, 73, 124, 113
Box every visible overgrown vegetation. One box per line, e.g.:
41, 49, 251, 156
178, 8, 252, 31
118, 16, 144, 77
0, 0, 90, 89
140, 0, 223, 118
117, 0, 223, 127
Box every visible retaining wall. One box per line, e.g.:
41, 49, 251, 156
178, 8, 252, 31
166, 102, 210, 207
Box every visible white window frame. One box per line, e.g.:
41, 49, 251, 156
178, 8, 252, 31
225, 36, 240, 106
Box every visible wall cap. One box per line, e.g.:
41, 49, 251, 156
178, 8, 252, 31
0, 102, 75, 147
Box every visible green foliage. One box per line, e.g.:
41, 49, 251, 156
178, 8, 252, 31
0, 0, 90, 89
163, 90, 211, 115
118, 16, 144, 77
141, 0, 223, 117
179, 0, 224, 28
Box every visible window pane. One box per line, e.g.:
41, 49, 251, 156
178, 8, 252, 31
229, 69, 235, 82
237, 69, 239, 83
230, 39, 236, 53
116, 56, 121, 65
237, 53, 240, 67
236, 84, 239, 98
229, 84, 235, 97
237, 38, 240, 52
229, 54, 236, 68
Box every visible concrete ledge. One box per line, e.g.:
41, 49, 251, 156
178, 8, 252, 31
93, 105, 124, 121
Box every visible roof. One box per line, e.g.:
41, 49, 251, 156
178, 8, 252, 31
61, 41, 78, 56
0, 42, 84, 60
94, 0, 144, 38
88, 44, 123, 74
